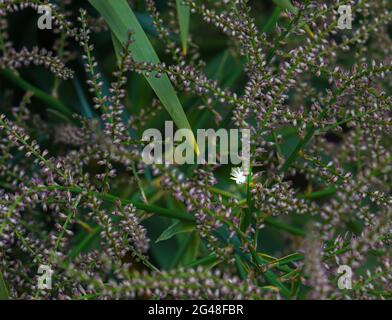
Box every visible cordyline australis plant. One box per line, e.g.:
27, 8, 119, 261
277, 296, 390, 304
0, 0, 390, 300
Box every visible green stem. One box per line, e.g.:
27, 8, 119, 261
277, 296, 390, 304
0, 69, 74, 119
37, 185, 194, 222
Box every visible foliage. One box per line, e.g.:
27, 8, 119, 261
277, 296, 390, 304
0, 0, 391, 300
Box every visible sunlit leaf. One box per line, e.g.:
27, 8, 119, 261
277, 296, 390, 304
89, 0, 199, 154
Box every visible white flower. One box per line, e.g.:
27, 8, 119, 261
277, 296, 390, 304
230, 167, 248, 184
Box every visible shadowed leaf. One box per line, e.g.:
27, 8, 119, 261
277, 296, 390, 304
0, 272, 9, 300
176, 0, 190, 55
156, 221, 195, 243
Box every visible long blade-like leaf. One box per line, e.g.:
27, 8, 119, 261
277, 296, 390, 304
171, 232, 200, 267
89, 0, 198, 154
176, 0, 190, 55
1, 70, 74, 120
261, 6, 282, 33
156, 221, 195, 243
0, 271, 9, 300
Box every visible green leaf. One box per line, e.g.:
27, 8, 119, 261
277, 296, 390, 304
261, 6, 282, 33
192, 50, 242, 129
273, 0, 297, 13
272, 0, 314, 38
111, 34, 123, 62
171, 232, 200, 267
302, 187, 336, 200
156, 221, 195, 243
281, 126, 315, 172
290, 276, 301, 298
0, 69, 74, 120
235, 254, 249, 280
176, 0, 190, 55
42, 184, 195, 222
73, 77, 95, 119
251, 252, 291, 298
264, 252, 304, 267
184, 253, 219, 268
67, 227, 100, 260
264, 217, 305, 237
89, 0, 199, 154
0, 271, 9, 300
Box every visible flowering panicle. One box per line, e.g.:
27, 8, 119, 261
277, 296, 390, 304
0, 47, 73, 79
68, 264, 262, 300
0, 0, 390, 300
